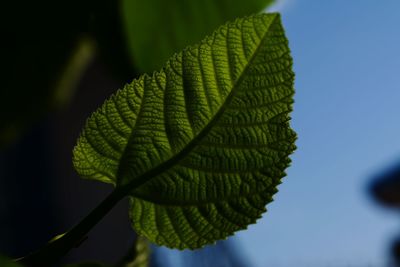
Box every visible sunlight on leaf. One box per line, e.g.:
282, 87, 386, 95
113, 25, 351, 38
73, 13, 296, 249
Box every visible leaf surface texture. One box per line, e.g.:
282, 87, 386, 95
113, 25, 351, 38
73, 13, 296, 249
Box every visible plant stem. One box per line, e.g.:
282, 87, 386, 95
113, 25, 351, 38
17, 189, 125, 267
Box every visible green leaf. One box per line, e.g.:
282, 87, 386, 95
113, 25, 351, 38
0, 255, 23, 267
118, 237, 150, 267
120, 0, 275, 72
73, 13, 296, 249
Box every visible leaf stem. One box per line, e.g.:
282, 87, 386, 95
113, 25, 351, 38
17, 189, 125, 267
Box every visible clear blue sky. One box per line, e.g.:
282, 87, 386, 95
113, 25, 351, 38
236, 1, 400, 266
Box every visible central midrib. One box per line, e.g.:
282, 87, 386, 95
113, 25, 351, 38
118, 14, 278, 197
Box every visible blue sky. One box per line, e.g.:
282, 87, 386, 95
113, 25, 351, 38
236, 1, 400, 266
156, 1, 400, 266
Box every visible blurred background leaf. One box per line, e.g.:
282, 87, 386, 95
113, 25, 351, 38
63, 237, 149, 267
1, 0, 275, 149
371, 163, 400, 208
2, 0, 279, 265
370, 161, 400, 265
117, 237, 150, 267
2, 1, 400, 266
0, 255, 23, 267
120, 0, 275, 73
1, 0, 94, 148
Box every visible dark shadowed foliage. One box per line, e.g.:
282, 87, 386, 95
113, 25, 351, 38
370, 161, 400, 266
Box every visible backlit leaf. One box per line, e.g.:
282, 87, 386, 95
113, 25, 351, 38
73, 13, 296, 249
